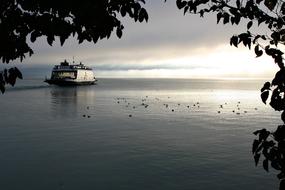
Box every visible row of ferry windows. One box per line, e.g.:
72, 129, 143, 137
52, 71, 77, 79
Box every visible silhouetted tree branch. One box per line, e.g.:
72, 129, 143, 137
2, 1, 285, 187
0, 0, 149, 93
176, 0, 285, 189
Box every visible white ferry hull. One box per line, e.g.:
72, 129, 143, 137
45, 61, 96, 86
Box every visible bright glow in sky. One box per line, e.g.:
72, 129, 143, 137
1, 1, 279, 79
90, 45, 277, 79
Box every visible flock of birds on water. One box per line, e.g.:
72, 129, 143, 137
81, 95, 260, 119
84, 95, 259, 119
82, 106, 91, 118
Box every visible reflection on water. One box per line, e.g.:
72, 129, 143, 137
0, 79, 280, 190
50, 86, 96, 118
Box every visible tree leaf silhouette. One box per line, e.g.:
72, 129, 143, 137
230, 36, 238, 47
264, 0, 277, 11
261, 91, 269, 104
252, 139, 260, 153
217, 12, 222, 24
254, 153, 261, 166
14, 67, 23, 79
254, 45, 263, 57
0, 83, 5, 94
176, 0, 187, 9
260, 81, 270, 92
247, 21, 253, 30
116, 28, 122, 38
263, 159, 269, 172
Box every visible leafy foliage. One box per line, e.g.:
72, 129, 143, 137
252, 127, 285, 183
0, 0, 148, 92
176, 0, 285, 189
176, 0, 285, 67
2, 1, 285, 187
0, 67, 23, 93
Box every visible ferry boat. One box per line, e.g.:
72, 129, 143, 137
44, 60, 96, 85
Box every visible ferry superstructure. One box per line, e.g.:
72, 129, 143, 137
45, 60, 96, 85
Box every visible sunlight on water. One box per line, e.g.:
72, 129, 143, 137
0, 79, 280, 190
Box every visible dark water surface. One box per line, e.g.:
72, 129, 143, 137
0, 78, 280, 190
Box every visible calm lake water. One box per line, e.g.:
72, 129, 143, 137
0, 78, 281, 190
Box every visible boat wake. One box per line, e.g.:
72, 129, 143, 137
6, 85, 50, 92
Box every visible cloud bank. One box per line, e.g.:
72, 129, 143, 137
0, 1, 277, 79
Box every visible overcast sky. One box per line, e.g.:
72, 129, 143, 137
1, 1, 279, 79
